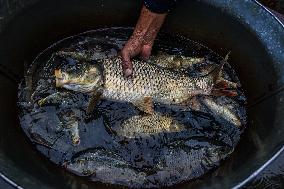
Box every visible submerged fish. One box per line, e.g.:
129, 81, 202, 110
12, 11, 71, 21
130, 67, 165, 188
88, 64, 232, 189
113, 113, 186, 138
58, 109, 81, 145
64, 149, 130, 176
150, 51, 205, 70
39, 55, 237, 113
201, 97, 242, 127
64, 149, 146, 187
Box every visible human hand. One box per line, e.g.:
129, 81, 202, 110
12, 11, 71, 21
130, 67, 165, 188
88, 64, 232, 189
120, 5, 167, 77
120, 32, 154, 77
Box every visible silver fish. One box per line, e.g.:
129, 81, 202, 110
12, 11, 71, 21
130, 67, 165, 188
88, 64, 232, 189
64, 149, 146, 186
58, 109, 81, 145
51, 55, 236, 112
150, 51, 205, 70
113, 113, 186, 138
201, 97, 242, 127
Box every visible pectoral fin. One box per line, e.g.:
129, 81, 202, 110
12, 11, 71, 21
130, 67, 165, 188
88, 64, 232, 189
181, 96, 202, 111
133, 96, 154, 114
38, 92, 67, 106
86, 90, 102, 115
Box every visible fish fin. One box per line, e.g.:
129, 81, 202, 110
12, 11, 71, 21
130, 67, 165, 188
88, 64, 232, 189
209, 52, 239, 97
211, 61, 226, 84
37, 92, 63, 106
64, 119, 81, 146
69, 126, 80, 146
207, 52, 230, 83
133, 96, 154, 115
86, 91, 102, 115
37, 98, 46, 107
214, 79, 240, 89
175, 56, 205, 70
181, 96, 202, 111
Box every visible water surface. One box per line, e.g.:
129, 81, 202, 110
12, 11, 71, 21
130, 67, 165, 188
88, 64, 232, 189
18, 27, 247, 188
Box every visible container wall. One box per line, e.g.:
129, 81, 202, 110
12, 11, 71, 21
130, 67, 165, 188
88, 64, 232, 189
0, 0, 284, 189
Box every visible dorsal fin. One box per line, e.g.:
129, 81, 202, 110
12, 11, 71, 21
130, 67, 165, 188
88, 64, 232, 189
210, 52, 230, 83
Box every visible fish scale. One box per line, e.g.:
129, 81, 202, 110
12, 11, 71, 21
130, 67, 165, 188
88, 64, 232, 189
100, 57, 216, 105
18, 28, 246, 188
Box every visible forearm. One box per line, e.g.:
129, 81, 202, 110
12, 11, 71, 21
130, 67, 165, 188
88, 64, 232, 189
120, 1, 178, 77
131, 5, 167, 46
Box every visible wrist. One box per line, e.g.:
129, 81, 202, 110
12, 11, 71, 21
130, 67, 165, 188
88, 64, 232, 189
132, 5, 167, 45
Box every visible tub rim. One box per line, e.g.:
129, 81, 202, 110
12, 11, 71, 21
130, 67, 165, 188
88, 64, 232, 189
1, 0, 284, 188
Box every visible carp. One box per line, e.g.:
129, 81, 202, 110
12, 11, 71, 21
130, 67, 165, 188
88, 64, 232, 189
112, 113, 186, 138
39, 54, 237, 114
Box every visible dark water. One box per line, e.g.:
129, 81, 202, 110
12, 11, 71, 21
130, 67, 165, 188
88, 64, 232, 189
17, 27, 247, 188
244, 150, 284, 189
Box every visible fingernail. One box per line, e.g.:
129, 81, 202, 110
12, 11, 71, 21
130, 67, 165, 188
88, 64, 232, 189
124, 68, 132, 78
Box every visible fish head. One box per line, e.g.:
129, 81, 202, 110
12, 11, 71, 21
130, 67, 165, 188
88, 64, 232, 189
55, 65, 102, 93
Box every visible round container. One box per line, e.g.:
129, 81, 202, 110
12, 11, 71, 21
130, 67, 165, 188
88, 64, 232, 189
0, 0, 284, 188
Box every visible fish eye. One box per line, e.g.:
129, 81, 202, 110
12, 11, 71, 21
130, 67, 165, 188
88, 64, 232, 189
61, 73, 67, 78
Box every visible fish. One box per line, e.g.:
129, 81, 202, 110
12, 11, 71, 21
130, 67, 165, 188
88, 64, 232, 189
201, 97, 242, 127
152, 143, 233, 186
64, 149, 130, 176
112, 113, 187, 138
64, 149, 146, 186
39, 54, 237, 113
57, 109, 81, 145
150, 51, 205, 70
56, 50, 206, 71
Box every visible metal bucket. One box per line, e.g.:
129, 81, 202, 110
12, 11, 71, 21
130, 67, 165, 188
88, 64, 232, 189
0, 0, 284, 188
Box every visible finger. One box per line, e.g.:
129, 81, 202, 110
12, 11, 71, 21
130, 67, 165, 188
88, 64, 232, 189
120, 52, 133, 78
120, 49, 131, 63
140, 44, 153, 61
123, 61, 133, 78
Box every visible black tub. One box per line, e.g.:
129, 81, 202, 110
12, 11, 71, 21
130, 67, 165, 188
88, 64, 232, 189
0, 0, 284, 188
